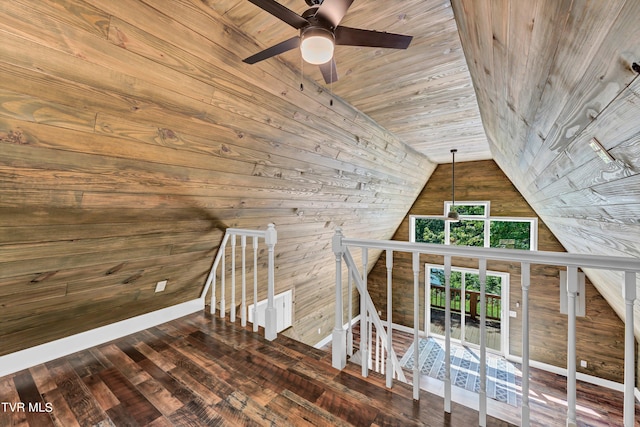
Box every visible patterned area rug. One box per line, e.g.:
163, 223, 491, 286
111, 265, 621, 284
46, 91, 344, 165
399, 337, 518, 406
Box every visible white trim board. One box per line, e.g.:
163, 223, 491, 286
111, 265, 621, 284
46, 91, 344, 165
314, 315, 361, 349
0, 298, 204, 377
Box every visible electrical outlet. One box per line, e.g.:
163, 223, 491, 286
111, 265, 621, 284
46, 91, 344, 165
318, 328, 321, 334
580, 360, 587, 368
155, 280, 167, 292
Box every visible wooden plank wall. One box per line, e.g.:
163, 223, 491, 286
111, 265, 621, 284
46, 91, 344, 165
0, 0, 434, 355
366, 160, 628, 383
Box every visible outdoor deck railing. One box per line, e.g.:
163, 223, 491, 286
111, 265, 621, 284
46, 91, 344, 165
331, 228, 640, 427
430, 285, 501, 320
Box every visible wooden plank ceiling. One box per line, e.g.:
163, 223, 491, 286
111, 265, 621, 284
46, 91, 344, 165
220, 0, 491, 163
1, 0, 640, 355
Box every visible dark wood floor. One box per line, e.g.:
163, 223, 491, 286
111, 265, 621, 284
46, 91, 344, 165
339, 322, 639, 427
0, 311, 512, 426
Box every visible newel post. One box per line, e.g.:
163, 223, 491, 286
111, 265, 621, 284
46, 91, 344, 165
332, 228, 347, 370
623, 271, 636, 427
566, 266, 578, 427
264, 223, 278, 341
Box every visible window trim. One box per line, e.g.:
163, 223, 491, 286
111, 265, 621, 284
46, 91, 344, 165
444, 200, 490, 218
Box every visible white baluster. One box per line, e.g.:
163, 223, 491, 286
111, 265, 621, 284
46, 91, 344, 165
220, 240, 226, 318
444, 255, 451, 412
211, 270, 217, 316
368, 307, 373, 371
380, 333, 386, 376
240, 235, 247, 327
332, 228, 347, 370
347, 272, 353, 357
252, 236, 258, 332
623, 271, 636, 427
478, 258, 487, 427
361, 247, 369, 377
412, 251, 420, 401
521, 262, 531, 426
210, 260, 222, 316
264, 224, 277, 341
375, 325, 380, 372
386, 249, 394, 388
204, 234, 230, 316
566, 266, 578, 427
231, 234, 236, 322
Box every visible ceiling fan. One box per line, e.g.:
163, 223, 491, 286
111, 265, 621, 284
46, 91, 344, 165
243, 0, 413, 83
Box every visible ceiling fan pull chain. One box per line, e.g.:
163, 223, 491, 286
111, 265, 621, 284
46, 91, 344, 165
330, 66, 333, 106
300, 55, 304, 91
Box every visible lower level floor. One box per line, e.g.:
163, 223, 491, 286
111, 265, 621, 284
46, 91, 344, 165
336, 320, 639, 426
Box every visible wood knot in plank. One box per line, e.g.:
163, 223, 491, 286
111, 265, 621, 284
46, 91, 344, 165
1, 129, 28, 145
159, 128, 178, 141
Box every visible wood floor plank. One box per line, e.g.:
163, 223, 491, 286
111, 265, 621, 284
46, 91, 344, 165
82, 374, 119, 412
45, 359, 109, 426
98, 367, 162, 425
12, 371, 55, 427
40, 387, 81, 427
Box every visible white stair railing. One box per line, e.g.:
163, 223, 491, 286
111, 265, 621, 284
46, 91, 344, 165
200, 224, 278, 341
331, 228, 640, 427
332, 229, 407, 383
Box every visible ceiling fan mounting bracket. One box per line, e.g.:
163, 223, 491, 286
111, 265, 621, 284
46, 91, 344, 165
301, 7, 333, 29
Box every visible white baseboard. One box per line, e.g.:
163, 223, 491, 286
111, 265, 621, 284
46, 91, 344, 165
314, 315, 361, 349
0, 298, 204, 377
506, 355, 624, 393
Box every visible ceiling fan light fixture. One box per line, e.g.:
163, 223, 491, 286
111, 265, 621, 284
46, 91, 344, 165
300, 27, 334, 65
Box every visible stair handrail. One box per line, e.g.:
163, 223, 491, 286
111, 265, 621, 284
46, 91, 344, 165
200, 224, 278, 341
343, 247, 407, 382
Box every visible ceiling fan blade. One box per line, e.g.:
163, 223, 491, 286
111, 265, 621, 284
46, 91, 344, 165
315, 0, 354, 28
335, 26, 413, 49
319, 58, 338, 83
243, 36, 300, 64
247, 0, 309, 29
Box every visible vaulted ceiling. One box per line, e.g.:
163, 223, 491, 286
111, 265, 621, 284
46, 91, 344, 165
1, 0, 640, 355
220, 0, 640, 333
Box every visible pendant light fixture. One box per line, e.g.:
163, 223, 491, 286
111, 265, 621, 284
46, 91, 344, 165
446, 149, 460, 222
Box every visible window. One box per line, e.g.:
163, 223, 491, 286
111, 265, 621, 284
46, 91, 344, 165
410, 201, 537, 250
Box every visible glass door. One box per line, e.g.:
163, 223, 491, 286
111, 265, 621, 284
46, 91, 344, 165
426, 265, 507, 354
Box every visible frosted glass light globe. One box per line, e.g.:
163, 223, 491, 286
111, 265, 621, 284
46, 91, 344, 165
300, 31, 334, 65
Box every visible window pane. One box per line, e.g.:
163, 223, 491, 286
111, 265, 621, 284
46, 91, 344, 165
465, 272, 480, 291
430, 268, 444, 285
490, 220, 531, 250
450, 220, 484, 247
487, 275, 502, 296
450, 271, 462, 288
464, 273, 501, 295
415, 218, 445, 244
450, 204, 486, 216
